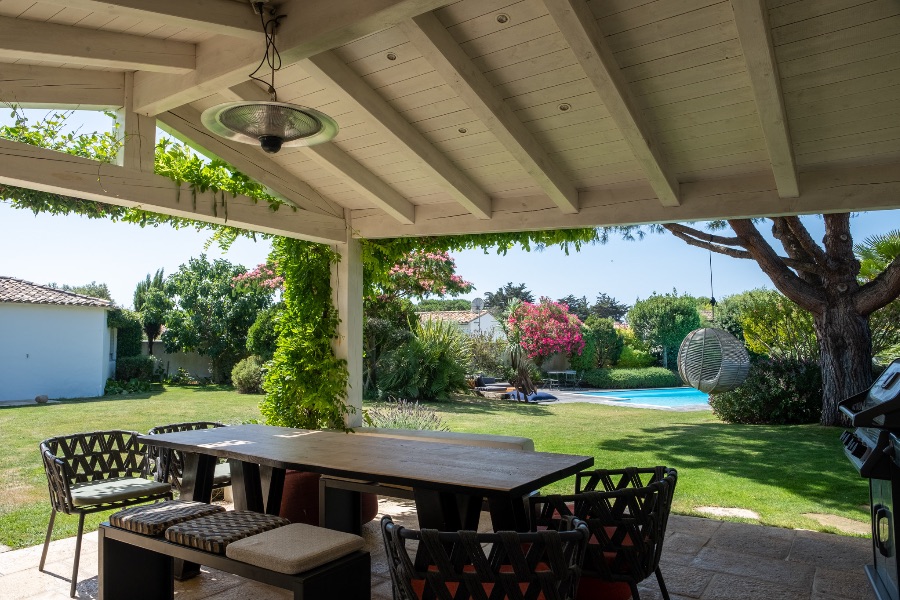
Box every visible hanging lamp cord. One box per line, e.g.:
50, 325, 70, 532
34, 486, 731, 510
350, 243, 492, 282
249, 3, 285, 101
708, 234, 717, 321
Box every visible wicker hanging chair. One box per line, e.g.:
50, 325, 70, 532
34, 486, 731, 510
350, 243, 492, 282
677, 328, 750, 394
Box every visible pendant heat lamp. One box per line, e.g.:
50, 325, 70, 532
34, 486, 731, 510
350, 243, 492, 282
201, 3, 338, 154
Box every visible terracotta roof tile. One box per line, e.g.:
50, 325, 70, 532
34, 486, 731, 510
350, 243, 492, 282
417, 310, 491, 324
0, 277, 111, 308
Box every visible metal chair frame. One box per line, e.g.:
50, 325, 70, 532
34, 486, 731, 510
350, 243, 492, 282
39, 430, 172, 597
381, 515, 590, 600
147, 421, 231, 493
530, 466, 678, 600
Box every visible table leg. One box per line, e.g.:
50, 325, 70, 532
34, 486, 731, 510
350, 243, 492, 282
260, 465, 285, 516
320, 483, 362, 534
488, 495, 530, 532
230, 461, 264, 512
413, 489, 482, 531
175, 452, 216, 580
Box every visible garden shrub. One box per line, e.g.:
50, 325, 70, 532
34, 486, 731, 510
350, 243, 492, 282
709, 357, 822, 425
115, 355, 162, 382
377, 318, 470, 401
469, 332, 507, 378
581, 367, 681, 389
572, 316, 623, 371
247, 304, 282, 361
616, 345, 656, 368
232, 356, 265, 394
104, 378, 153, 395
108, 308, 142, 357
364, 400, 449, 431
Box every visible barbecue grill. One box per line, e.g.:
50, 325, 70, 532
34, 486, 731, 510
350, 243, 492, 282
840, 359, 900, 600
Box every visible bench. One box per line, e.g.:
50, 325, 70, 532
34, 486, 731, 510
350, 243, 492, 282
319, 428, 535, 532
98, 503, 370, 600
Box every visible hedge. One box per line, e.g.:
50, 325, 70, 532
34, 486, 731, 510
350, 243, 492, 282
580, 367, 682, 389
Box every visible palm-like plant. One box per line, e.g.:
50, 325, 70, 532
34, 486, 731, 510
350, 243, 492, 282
133, 269, 168, 355
854, 230, 900, 360
500, 299, 537, 397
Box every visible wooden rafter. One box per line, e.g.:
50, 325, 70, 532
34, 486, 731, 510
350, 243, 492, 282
0, 138, 347, 244
0, 16, 195, 74
132, 0, 451, 116
156, 104, 343, 218
0, 64, 124, 110
221, 82, 416, 225
36, 0, 262, 40
731, 0, 799, 198
116, 73, 156, 173
402, 13, 579, 214
352, 162, 900, 238
542, 0, 680, 207
304, 51, 492, 220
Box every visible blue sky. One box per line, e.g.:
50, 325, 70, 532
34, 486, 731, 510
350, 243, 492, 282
2, 109, 898, 309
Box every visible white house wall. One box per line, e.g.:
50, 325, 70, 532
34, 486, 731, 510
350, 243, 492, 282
141, 341, 211, 380
0, 303, 109, 401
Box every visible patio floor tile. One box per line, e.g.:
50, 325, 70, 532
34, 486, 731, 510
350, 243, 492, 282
813, 566, 877, 600
699, 573, 812, 600
789, 529, 872, 569
691, 546, 815, 590
704, 520, 796, 560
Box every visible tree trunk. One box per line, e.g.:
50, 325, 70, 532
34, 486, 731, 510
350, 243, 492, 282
147, 335, 154, 355
813, 299, 873, 426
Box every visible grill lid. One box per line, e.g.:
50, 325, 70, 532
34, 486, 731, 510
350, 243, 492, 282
840, 359, 900, 428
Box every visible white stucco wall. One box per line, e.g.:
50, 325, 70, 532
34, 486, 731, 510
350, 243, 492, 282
0, 303, 110, 401
463, 313, 502, 339
141, 341, 212, 380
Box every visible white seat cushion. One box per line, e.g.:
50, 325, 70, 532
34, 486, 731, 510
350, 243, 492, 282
225, 523, 365, 574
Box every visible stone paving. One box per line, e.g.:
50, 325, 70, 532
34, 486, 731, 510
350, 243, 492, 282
0, 498, 875, 599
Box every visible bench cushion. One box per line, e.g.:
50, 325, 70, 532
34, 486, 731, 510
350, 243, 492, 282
226, 523, 365, 574
165, 510, 290, 554
110, 500, 225, 535
70, 477, 171, 506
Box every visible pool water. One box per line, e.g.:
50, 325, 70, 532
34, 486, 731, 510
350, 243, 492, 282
577, 387, 709, 408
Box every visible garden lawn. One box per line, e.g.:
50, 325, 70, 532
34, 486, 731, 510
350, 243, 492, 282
0, 388, 869, 550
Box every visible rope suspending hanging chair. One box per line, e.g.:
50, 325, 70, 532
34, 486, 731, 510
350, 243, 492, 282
676, 243, 750, 394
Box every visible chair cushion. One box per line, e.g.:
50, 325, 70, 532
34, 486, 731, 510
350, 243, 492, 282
226, 523, 365, 574
110, 500, 225, 536
165, 510, 289, 555
70, 477, 171, 506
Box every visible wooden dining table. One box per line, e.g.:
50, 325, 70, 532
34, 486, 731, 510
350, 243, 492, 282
141, 424, 592, 579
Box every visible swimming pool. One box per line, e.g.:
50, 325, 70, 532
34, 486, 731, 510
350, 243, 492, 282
577, 387, 709, 408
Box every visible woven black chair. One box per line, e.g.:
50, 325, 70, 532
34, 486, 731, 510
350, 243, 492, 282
381, 515, 589, 600
530, 466, 678, 600
39, 430, 172, 597
147, 421, 231, 494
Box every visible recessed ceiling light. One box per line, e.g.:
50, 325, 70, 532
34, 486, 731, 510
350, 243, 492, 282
558, 103, 572, 112
458, 127, 468, 134
496, 13, 510, 24
386, 52, 397, 61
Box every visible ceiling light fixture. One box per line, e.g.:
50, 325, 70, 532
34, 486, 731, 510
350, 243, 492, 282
201, 2, 338, 154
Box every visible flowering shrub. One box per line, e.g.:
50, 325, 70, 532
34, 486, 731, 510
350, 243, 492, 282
233, 261, 284, 290
387, 251, 473, 298
507, 298, 584, 364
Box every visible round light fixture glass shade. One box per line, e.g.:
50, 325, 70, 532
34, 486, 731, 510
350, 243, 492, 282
201, 101, 338, 153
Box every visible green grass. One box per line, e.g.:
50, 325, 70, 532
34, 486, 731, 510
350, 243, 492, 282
0, 387, 869, 550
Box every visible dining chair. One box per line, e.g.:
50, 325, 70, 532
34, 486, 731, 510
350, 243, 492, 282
147, 421, 231, 494
530, 466, 678, 600
380, 515, 590, 600
39, 430, 172, 597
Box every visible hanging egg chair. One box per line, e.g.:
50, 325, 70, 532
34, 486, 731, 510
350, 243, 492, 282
677, 328, 750, 394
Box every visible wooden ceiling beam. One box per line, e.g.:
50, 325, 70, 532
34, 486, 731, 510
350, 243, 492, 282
542, 0, 680, 207
304, 51, 492, 220
156, 103, 343, 219
37, 0, 262, 40
402, 13, 579, 214
352, 162, 900, 238
731, 0, 799, 198
0, 138, 347, 244
132, 0, 450, 116
0, 64, 124, 110
0, 16, 194, 74
222, 81, 416, 224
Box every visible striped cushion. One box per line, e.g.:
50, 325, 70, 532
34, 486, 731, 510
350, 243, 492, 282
110, 500, 224, 536
165, 511, 290, 555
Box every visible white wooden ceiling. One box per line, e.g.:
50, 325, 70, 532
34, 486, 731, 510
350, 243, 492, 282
1, 0, 899, 242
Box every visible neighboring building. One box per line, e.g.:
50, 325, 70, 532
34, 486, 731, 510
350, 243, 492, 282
0, 277, 115, 402
417, 310, 502, 339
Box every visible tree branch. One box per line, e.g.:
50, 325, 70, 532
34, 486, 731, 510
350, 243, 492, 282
783, 215, 828, 265
856, 254, 900, 316
770, 217, 823, 284
728, 219, 827, 312
664, 222, 819, 273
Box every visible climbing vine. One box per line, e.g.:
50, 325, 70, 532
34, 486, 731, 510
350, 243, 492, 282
260, 238, 350, 429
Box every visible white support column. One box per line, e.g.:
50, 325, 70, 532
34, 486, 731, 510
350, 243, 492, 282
116, 72, 156, 172
331, 217, 363, 427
